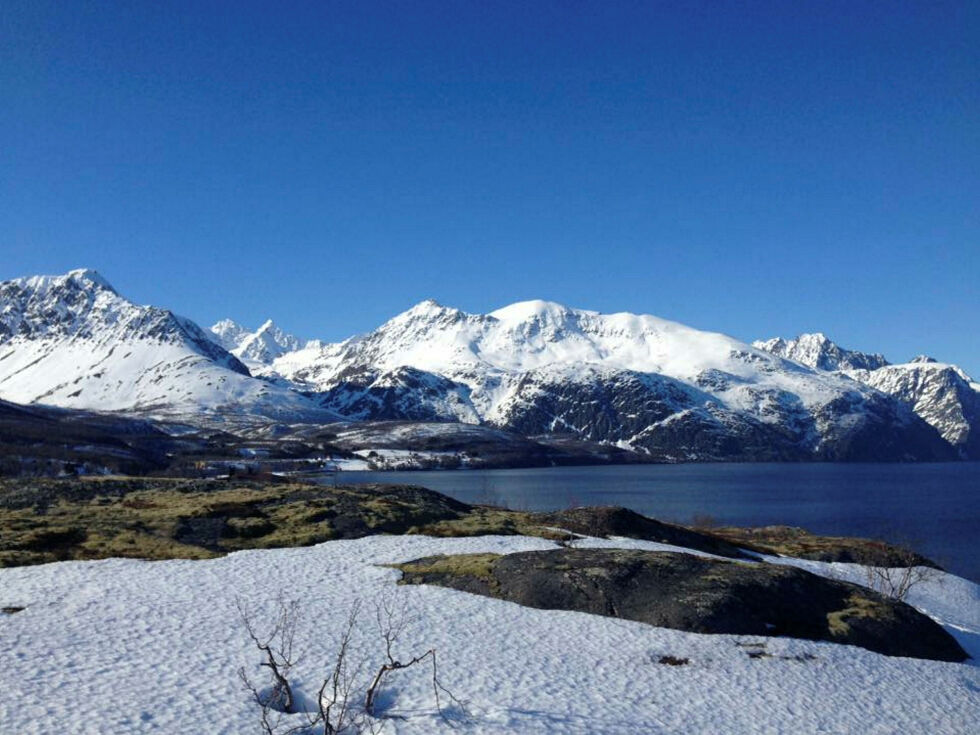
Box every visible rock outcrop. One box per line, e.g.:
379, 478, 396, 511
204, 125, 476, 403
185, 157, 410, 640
397, 548, 967, 662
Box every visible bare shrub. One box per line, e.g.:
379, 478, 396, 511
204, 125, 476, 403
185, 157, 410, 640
315, 601, 368, 735
364, 595, 467, 723
240, 595, 375, 735
237, 593, 301, 734
239, 594, 465, 735
856, 539, 939, 602
861, 555, 937, 602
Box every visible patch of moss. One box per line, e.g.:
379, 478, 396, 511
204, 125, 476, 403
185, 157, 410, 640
412, 506, 569, 542
223, 516, 275, 539
0, 478, 470, 565
0, 480, 333, 564
707, 525, 937, 568
394, 553, 501, 582
78, 530, 218, 562
827, 593, 889, 637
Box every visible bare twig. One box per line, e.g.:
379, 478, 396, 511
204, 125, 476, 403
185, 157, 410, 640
364, 596, 468, 724
237, 593, 303, 734
314, 600, 363, 735
858, 540, 939, 602
238, 594, 464, 734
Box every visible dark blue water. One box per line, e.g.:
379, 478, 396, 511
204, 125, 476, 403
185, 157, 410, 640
335, 463, 980, 581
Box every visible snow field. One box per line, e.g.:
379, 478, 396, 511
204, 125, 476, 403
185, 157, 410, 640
1, 533, 978, 734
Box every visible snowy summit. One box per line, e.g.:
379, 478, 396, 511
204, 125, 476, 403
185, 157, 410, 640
0, 270, 976, 461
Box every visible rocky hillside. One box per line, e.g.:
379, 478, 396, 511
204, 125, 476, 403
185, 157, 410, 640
755, 335, 980, 459
0, 270, 971, 462
753, 333, 889, 372
850, 359, 980, 458
264, 299, 953, 461
0, 270, 332, 425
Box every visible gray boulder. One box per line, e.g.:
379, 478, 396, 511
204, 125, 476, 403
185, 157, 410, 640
396, 548, 967, 662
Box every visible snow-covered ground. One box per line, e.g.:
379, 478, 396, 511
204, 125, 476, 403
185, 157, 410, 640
1, 534, 977, 734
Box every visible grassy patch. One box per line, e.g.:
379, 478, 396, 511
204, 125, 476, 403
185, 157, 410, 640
392, 552, 504, 595
394, 552, 501, 581
0, 480, 340, 565
0, 478, 471, 566
826, 593, 889, 637
415, 507, 526, 536
708, 525, 937, 567
411, 506, 575, 543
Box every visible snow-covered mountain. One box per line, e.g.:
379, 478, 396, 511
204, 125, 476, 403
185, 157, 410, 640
209, 318, 303, 366
754, 335, 979, 459
753, 333, 889, 372
264, 299, 953, 461
0, 269, 330, 425
209, 318, 252, 353
2, 271, 970, 462
848, 359, 980, 458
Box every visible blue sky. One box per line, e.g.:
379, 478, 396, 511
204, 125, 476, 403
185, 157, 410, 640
1, 1, 977, 373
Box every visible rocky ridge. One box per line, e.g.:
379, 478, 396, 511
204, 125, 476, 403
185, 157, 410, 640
755, 333, 980, 458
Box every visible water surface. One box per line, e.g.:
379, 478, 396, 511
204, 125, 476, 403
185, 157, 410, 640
334, 463, 980, 581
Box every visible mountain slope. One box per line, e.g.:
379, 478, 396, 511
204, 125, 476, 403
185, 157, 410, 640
754, 335, 980, 459
209, 318, 251, 352
209, 319, 303, 365
0, 397, 175, 474
0, 270, 329, 424
849, 359, 980, 458
267, 300, 953, 461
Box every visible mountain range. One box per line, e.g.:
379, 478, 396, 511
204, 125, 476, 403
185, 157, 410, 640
0, 269, 334, 427
755, 333, 980, 459
0, 269, 976, 464
210, 317, 309, 368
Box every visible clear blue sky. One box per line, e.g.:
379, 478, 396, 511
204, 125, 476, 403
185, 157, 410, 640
1, 1, 977, 373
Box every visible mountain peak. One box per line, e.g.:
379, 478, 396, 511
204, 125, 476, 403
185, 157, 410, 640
208, 318, 302, 364
209, 319, 250, 351
392, 299, 464, 323
65, 268, 116, 293
405, 298, 447, 313
0, 267, 274, 414
9, 268, 119, 298
753, 333, 889, 372
489, 299, 582, 322
211, 318, 244, 331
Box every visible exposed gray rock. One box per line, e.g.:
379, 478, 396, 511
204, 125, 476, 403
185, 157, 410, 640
537, 506, 752, 559
397, 548, 968, 662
